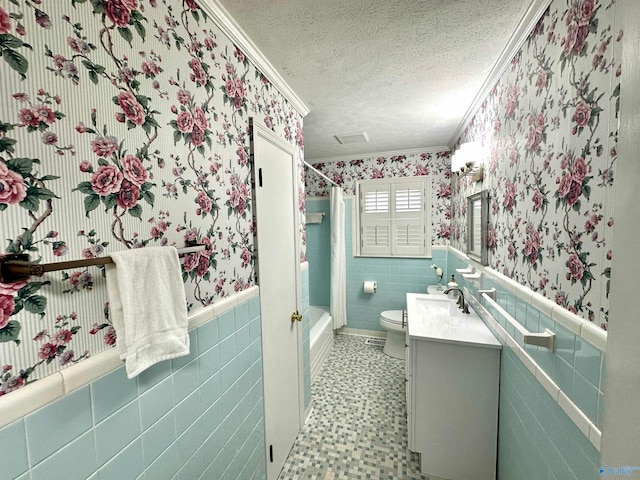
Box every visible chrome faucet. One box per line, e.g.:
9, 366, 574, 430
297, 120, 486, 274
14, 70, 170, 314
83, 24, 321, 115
443, 286, 470, 314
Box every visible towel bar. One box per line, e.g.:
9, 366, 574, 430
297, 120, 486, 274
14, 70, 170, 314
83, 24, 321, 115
0, 244, 206, 283
481, 292, 555, 352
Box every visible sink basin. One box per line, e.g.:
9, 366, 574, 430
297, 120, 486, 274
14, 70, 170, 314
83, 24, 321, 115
416, 296, 457, 317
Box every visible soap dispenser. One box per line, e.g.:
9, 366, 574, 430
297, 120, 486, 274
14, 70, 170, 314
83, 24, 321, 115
447, 275, 459, 299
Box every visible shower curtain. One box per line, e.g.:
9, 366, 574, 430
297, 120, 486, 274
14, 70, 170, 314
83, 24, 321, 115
330, 186, 347, 329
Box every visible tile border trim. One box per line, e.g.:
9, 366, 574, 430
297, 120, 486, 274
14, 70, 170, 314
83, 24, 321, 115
448, 247, 606, 352
0, 286, 260, 429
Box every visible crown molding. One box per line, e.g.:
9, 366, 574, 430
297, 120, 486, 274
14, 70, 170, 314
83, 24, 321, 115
307, 145, 450, 164
448, 0, 553, 149
199, 0, 310, 117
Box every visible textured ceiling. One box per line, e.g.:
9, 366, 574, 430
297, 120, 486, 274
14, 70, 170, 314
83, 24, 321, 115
217, 0, 534, 160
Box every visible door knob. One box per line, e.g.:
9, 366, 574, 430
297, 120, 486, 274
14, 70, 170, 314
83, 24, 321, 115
290, 311, 302, 323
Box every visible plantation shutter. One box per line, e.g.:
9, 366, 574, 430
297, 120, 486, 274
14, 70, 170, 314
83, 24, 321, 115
392, 181, 426, 256
357, 177, 430, 257
359, 183, 391, 256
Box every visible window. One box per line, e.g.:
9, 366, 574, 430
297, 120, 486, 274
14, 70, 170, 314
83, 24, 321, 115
355, 177, 431, 257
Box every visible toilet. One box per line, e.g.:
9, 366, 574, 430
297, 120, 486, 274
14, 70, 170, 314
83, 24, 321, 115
379, 310, 406, 359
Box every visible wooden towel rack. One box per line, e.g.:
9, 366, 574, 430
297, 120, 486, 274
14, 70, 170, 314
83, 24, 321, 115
0, 245, 206, 284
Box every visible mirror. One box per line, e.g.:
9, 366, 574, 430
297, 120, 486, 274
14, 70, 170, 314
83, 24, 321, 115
467, 190, 489, 265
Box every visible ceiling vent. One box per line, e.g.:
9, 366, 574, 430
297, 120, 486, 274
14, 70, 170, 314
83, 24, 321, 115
334, 131, 369, 145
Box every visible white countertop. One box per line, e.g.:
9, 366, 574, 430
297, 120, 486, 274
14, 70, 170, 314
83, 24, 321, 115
406, 293, 501, 349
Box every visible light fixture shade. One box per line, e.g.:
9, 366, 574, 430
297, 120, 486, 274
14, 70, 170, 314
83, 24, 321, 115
451, 151, 464, 172
451, 141, 485, 174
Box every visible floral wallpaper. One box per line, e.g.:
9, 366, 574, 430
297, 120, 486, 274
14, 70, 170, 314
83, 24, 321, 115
0, 0, 304, 395
451, 0, 619, 329
304, 150, 452, 245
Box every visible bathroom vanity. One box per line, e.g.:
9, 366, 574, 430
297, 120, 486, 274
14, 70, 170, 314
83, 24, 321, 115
405, 293, 501, 480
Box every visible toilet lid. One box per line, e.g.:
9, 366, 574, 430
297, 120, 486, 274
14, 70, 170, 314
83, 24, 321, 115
380, 310, 404, 325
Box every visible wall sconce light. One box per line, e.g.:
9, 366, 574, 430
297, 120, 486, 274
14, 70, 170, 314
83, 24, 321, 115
451, 141, 485, 181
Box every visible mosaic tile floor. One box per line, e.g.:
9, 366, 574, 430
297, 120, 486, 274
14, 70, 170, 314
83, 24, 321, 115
278, 334, 445, 480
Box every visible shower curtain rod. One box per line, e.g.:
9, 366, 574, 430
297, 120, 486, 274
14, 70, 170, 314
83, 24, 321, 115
303, 161, 339, 187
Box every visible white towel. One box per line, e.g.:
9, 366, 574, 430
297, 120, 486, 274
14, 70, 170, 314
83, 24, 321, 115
105, 246, 189, 378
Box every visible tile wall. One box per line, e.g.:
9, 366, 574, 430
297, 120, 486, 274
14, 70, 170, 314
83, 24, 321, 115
448, 249, 602, 480
0, 295, 266, 480
305, 200, 331, 307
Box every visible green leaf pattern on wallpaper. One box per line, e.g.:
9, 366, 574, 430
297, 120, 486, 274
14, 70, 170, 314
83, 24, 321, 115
0, 0, 304, 396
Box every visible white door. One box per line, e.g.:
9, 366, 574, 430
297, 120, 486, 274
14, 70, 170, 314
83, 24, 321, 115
251, 120, 302, 480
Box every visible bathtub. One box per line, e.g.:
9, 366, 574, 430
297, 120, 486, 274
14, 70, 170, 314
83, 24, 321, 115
309, 305, 334, 383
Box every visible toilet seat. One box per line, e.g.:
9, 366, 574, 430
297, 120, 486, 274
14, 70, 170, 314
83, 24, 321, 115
380, 310, 406, 331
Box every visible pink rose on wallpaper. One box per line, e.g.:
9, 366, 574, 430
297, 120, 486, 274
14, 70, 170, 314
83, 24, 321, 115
117, 91, 145, 126
236, 146, 248, 166
572, 157, 588, 181
0, 7, 11, 34
566, 177, 582, 206
504, 85, 518, 118
0, 294, 15, 329
196, 191, 212, 213
295, 125, 304, 148
532, 188, 544, 211
557, 174, 573, 198
141, 61, 159, 76
116, 180, 140, 209
0, 163, 27, 205
507, 242, 516, 260
105, 0, 132, 27
573, 101, 591, 128
193, 107, 208, 130
191, 126, 204, 147
177, 89, 191, 105
437, 224, 451, 239
183, 253, 198, 272
67, 37, 91, 55
176, 111, 194, 133
503, 180, 516, 211
437, 183, 451, 199
198, 236, 213, 257
121, 154, 147, 185
189, 58, 207, 86
0, 278, 28, 296
184, 0, 199, 11
415, 165, 428, 176
91, 136, 120, 157
487, 225, 497, 250
578, 0, 595, 25
536, 69, 547, 91
196, 256, 209, 277
526, 128, 542, 152
566, 253, 584, 281
91, 165, 123, 196
79, 160, 93, 173
523, 231, 541, 265
240, 247, 251, 267
104, 326, 117, 346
